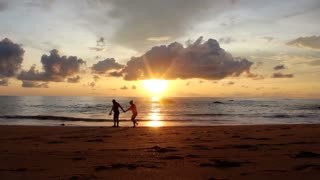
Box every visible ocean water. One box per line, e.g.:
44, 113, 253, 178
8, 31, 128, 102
0, 96, 319, 127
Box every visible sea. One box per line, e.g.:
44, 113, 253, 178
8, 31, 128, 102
0, 96, 319, 127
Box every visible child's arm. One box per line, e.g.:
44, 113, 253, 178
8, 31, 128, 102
109, 106, 113, 115
125, 106, 132, 112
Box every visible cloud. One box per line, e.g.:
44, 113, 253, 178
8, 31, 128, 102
93, 75, 100, 81
0, 38, 25, 78
272, 73, 294, 78
81, 0, 232, 51
67, 75, 81, 83
0, 79, 9, 86
91, 58, 124, 74
218, 37, 235, 44
253, 61, 263, 69
96, 37, 105, 47
227, 81, 235, 85
0, 1, 8, 11
287, 36, 320, 50
131, 85, 136, 89
223, 81, 235, 86
89, 82, 95, 88
120, 85, 128, 90
120, 37, 255, 81
89, 47, 106, 52
147, 36, 171, 42
18, 49, 85, 82
185, 81, 191, 86
22, 81, 48, 88
274, 65, 286, 70
262, 36, 274, 42
306, 59, 320, 66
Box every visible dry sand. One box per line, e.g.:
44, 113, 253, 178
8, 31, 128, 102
0, 124, 320, 180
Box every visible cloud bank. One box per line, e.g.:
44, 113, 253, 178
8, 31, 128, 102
272, 73, 294, 78
18, 49, 85, 82
287, 36, 320, 50
91, 58, 124, 74
274, 65, 286, 70
0, 38, 25, 78
67, 75, 81, 83
22, 81, 48, 88
119, 37, 255, 81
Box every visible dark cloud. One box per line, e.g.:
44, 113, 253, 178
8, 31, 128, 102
246, 72, 264, 80
108, 71, 123, 77
96, 37, 105, 47
18, 49, 85, 82
274, 64, 286, 70
22, 81, 48, 88
120, 85, 128, 90
120, 37, 255, 81
89, 82, 95, 88
92, 58, 124, 74
223, 81, 235, 86
67, 75, 81, 83
93, 75, 100, 81
0, 78, 9, 86
219, 37, 235, 44
272, 73, 294, 78
287, 36, 320, 50
0, 38, 25, 78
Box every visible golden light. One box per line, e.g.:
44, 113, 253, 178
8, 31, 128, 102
152, 96, 159, 102
149, 113, 161, 121
143, 79, 168, 94
147, 120, 163, 127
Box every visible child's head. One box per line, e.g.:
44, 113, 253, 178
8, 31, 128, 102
129, 100, 133, 105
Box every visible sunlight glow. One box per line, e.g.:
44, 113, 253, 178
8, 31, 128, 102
147, 120, 163, 127
152, 96, 159, 102
143, 79, 168, 95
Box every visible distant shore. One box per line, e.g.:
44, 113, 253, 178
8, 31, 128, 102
0, 124, 320, 179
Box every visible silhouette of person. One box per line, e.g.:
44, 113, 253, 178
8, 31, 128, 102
109, 99, 125, 127
125, 100, 138, 127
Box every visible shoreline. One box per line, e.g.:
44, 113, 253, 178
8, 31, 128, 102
1, 124, 320, 179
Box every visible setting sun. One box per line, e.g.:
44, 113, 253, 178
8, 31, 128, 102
143, 79, 168, 95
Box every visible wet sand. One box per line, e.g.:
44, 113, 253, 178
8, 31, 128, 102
0, 124, 320, 180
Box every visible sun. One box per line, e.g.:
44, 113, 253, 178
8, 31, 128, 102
143, 79, 168, 94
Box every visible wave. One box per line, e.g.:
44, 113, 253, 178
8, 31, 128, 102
184, 113, 233, 117
263, 114, 310, 118
0, 115, 235, 123
0, 115, 113, 122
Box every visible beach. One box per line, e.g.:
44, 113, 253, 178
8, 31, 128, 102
0, 124, 319, 179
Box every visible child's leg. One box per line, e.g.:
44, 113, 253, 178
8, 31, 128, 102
113, 114, 116, 126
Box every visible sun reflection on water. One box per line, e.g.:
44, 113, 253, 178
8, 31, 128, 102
147, 97, 163, 127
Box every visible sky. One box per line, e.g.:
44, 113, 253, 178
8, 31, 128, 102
0, 0, 320, 98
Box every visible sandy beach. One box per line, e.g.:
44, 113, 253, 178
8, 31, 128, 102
0, 124, 319, 180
